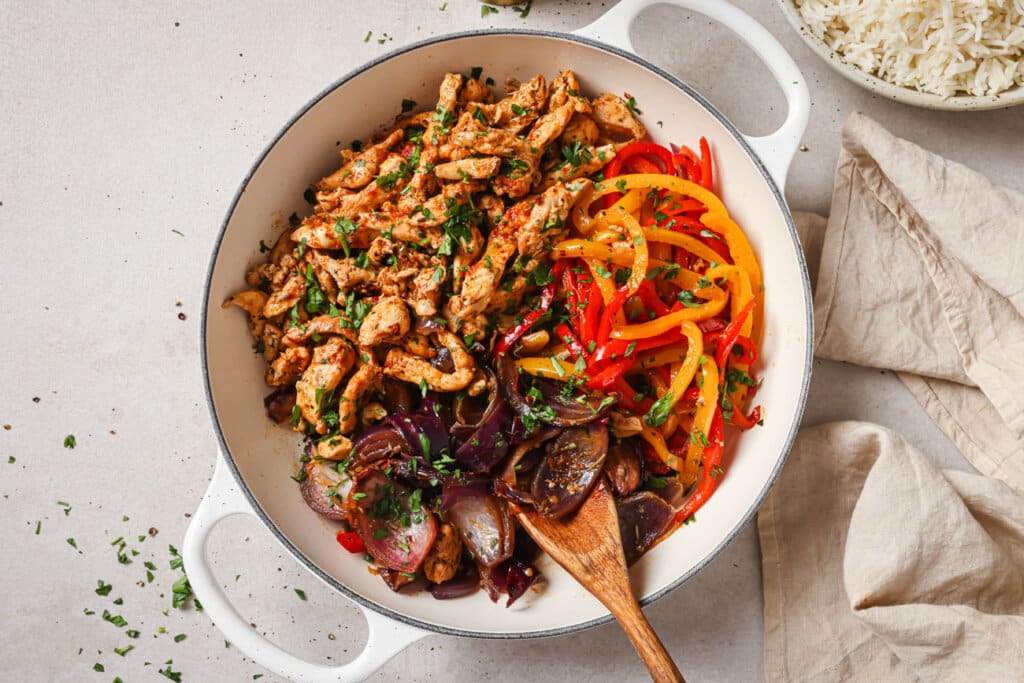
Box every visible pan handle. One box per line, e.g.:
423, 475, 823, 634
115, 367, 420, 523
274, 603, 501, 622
183, 455, 429, 682
574, 0, 810, 191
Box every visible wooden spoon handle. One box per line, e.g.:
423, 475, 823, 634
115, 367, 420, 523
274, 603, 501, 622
610, 598, 685, 683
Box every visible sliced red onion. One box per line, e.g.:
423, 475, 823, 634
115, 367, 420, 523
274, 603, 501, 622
387, 412, 450, 465
648, 476, 687, 510
429, 568, 481, 600
451, 369, 499, 441
348, 470, 437, 572
606, 439, 644, 497
498, 354, 615, 427
300, 460, 352, 522
431, 346, 455, 373
264, 387, 296, 424
349, 425, 409, 468
414, 316, 442, 334
531, 422, 609, 518
482, 528, 541, 606
617, 491, 675, 565
453, 397, 513, 473
442, 480, 514, 568
381, 378, 417, 415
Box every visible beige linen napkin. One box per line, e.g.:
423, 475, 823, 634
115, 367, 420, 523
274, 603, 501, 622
812, 113, 1024, 491
759, 114, 1024, 681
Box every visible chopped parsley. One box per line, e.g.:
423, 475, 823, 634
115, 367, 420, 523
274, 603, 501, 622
63, 434, 76, 449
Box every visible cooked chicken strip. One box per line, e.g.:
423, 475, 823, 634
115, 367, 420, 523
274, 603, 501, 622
472, 74, 548, 133
223, 290, 268, 319
315, 252, 375, 292
458, 78, 493, 105
425, 72, 463, 144
383, 329, 475, 392
561, 114, 600, 146
282, 314, 358, 347
408, 257, 448, 317
445, 196, 532, 326
263, 271, 306, 318
338, 362, 382, 434
295, 336, 356, 434
422, 523, 463, 584
541, 144, 616, 187
493, 101, 576, 198
433, 156, 501, 180
316, 129, 404, 193
261, 322, 282, 362
515, 180, 591, 261
358, 296, 410, 347
590, 93, 646, 141
548, 70, 590, 113
266, 346, 310, 387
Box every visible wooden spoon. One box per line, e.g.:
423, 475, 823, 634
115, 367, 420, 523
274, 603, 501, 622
517, 479, 685, 682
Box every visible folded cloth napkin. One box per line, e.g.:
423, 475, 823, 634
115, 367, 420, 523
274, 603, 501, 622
758, 113, 1024, 682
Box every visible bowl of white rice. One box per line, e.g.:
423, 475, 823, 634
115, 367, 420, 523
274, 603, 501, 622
779, 0, 1024, 110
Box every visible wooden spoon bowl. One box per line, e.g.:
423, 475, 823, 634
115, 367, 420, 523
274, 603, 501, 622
517, 480, 685, 682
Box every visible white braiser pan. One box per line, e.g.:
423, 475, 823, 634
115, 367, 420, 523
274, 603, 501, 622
184, 1, 812, 680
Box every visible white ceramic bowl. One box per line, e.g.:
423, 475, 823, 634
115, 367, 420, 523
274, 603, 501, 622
777, 0, 1024, 111
184, 1, 813, 680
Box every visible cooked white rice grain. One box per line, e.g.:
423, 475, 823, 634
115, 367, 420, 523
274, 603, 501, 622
795, 0, 1024, 97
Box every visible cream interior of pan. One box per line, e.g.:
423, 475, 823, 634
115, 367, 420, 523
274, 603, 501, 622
205, 32, 810, 636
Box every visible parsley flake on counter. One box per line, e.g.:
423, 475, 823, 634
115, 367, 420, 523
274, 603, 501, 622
159, 661, 182, 681
93, 663, 104, 672
114, 644, 133, 656
294, 588, 307, 601
66, 537, 78, 549
174, 634, 187, 643
481, 4, 498, 18
101, 610, 127, 628
63, 434, 76, 449
95, 580, 113, 596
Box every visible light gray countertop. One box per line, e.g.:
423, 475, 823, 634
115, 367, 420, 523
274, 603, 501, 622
2, 1, 1020, 681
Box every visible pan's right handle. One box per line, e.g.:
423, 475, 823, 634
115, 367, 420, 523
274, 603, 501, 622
183, 455, 429, 682
574, 0, 810, 191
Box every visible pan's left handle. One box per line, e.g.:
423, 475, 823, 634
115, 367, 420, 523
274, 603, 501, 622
574, 0, 810, 192
183, 455, 429, 682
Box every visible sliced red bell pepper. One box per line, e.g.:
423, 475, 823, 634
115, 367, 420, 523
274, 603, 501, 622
577, 281, 603, 343
494, 261, 566, 356
727, 403, 761, 430
585, 356, 638, 391
336, 531, 365, 554
698, 317, 727, 335
674, 406, 725, 524
596, 286, 629, 345
590, 327, 684, 366
714, 299, 756, 368
635, 281, 670, 316
698, 137, 713, 191
622, 155, 661, 174
555, 322, 589, 362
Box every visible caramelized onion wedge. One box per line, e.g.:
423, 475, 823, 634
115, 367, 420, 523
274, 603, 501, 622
617, 491, 674, 565
605, 439, 644, 497
442, 481, 514, 568
531, 423, 609, 518
299, 460, 352, 521
348, 470, 437, 572
454, 398, 513, 473
498, 354, 615, 427
349, 425, 408, 468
